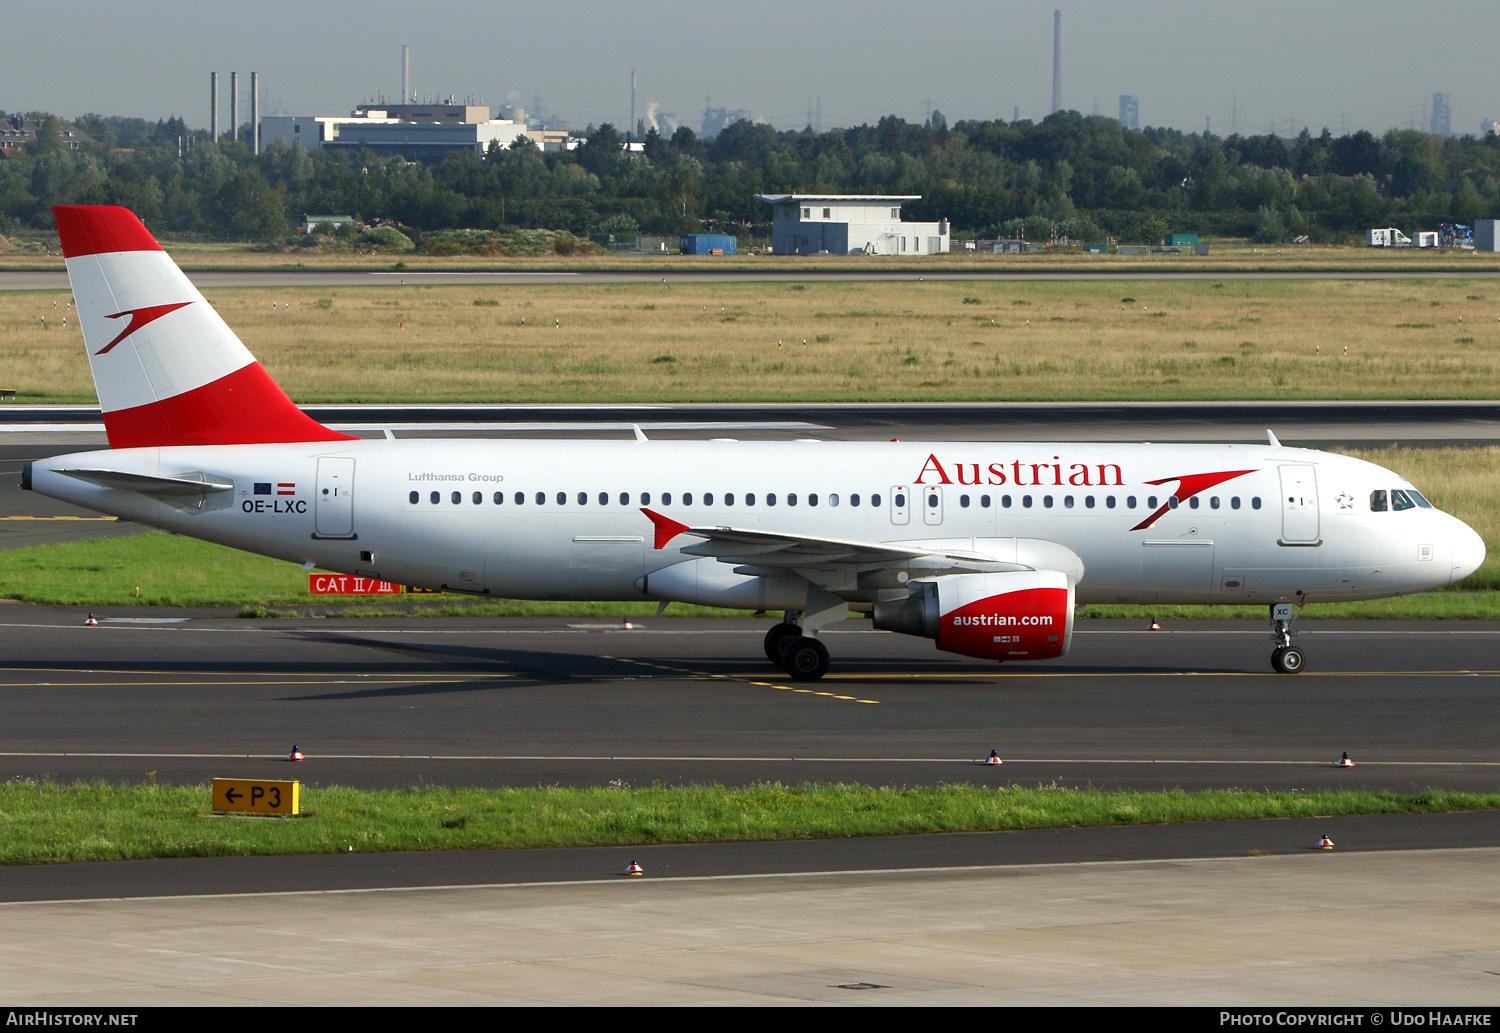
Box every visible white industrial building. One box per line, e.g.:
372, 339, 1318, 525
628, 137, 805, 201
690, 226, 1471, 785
756, 194, 950, 255
261, 102, 526, 162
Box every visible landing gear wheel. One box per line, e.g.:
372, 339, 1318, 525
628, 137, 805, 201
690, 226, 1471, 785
782, 636, 830, 681
764, 623, 800, 665
1271, 646, 1306, 674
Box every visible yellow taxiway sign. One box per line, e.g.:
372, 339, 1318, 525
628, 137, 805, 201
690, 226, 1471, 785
212, 778, 300, 815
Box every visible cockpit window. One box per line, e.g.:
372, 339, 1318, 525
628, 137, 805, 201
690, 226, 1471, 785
1407, 489, 1434, 508
1370, 489, 1388, 512
1391, 489, 1416, 511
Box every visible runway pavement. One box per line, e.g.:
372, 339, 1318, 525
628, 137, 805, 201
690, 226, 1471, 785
9, 267, 1500, 291
2, 609, 1498, 795
5, 608, 1499, 1003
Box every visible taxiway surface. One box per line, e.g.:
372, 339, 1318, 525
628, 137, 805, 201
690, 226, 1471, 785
9, 267, 1500, 291
3, 609, 1497, 795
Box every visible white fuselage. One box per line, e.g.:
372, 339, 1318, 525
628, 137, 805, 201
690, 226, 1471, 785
29, 438, 1485, 608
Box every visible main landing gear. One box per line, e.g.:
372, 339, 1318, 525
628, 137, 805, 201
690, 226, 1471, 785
763, 613, 831, 682
1269, 601, 1306, 674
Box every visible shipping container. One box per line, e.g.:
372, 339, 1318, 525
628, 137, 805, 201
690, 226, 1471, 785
680, 233, 737, 255
1164, 233, 1198, 247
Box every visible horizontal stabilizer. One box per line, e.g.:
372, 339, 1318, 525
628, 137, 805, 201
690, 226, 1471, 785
57, 468, 234, 496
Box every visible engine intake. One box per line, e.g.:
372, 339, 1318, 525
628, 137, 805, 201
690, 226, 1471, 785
874, 570, 1073, 661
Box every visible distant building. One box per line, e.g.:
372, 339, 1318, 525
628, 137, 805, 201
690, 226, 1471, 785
757, 195, 950, 256
261, 104, 526, 162
1119, 95, 1139, 130
525, 129, 579, 152
290, 214, 354, 235
0, 116, 92, 157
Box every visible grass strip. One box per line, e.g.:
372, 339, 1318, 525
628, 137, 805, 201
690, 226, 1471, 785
2, 781, 1498, 865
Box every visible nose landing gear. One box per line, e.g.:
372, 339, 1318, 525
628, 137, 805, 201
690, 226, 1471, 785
1269, 600, 1306, 674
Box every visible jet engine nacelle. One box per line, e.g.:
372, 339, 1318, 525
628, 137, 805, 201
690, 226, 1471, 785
872, 569, 1074, 661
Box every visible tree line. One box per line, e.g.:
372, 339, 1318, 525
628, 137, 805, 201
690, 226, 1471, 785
4, 107, 1500, 245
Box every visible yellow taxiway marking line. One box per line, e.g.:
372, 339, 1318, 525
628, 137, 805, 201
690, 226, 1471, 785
823, 670, 1500, 679
601, 655, 878, 703
0, 515, 118, 521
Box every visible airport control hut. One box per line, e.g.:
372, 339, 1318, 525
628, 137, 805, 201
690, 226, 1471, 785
756, 194, 950, 256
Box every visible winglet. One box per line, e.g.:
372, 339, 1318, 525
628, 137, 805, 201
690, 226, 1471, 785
1266, 429, 1282, 447
641, 508, 690, 549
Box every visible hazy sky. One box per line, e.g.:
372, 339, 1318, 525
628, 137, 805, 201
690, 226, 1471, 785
7, 1, 1500, 137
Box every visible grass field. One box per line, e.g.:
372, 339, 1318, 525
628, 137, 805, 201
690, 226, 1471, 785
6, 278, 1500, 403
2, 780, 1495, 865
0, 446, 1493, 612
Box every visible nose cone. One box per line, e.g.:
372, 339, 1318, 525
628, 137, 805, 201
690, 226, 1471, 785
1449, 517, 1487, 585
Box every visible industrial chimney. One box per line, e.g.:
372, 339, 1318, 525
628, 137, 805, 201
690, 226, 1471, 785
229, 71, 238, 144
210, 72, 219, 140
250, 72, 259, 154
1051, 9, 1061, 115
402, 45, 410, 102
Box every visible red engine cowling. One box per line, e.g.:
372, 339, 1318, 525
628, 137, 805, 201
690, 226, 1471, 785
873, 570, 1074, 661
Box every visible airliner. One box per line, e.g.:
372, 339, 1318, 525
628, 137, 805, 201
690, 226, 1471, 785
23, 206, 1486, 679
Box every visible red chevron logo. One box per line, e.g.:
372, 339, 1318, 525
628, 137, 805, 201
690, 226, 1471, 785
95, 301, 192, 355
1129, 469, 1257, 531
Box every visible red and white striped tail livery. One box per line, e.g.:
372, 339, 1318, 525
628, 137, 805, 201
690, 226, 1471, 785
53, 205, 353, 449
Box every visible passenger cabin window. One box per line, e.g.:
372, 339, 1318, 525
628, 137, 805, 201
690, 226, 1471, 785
515, 492, 525, 505
535, 492, 545, 505
430, 491, 440, 504
1002, 495, 1012, 508
495, 492, 504, 504
452, 492, 462, 504
1391, 489, 1416, 512
807, 493, 817, 506
473, 492, 483, 505
556, 492, 566, 505
662, 492, 672, 506
1251, 497, 1262, 509
1231, 496, 1241, 509
725, 493, 735, 506
981, 495, 991, 507
1370, 489, 1388, 512
683, 492, 693, 506
850, 494, 860, 507
746, 492, 756, 505
767, 493, 778, 506
410, 491, 419, 504
871, 493, 882, 507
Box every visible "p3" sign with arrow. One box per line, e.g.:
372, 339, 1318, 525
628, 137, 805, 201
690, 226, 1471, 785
212, 778, 300, 815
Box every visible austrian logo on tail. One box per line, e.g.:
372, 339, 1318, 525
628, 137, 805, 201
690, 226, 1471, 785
95, 302, 193, 355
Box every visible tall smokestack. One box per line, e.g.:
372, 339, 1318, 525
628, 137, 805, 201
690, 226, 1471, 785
250, 72, 259, 154
210, 72, 219, 140
631, 70, 637, 140
1051, 9, 1061, 115
229, 71, 238, 144
402, 45, 410, 102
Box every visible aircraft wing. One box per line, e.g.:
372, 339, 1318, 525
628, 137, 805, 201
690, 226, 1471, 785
640, 508, 1029, 580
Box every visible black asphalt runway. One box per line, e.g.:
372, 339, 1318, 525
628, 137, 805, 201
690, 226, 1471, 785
4, 609, 1499, 901
2, 609, 1498, 794
1, 810, 1495, 904
8, 268, 1500, 291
